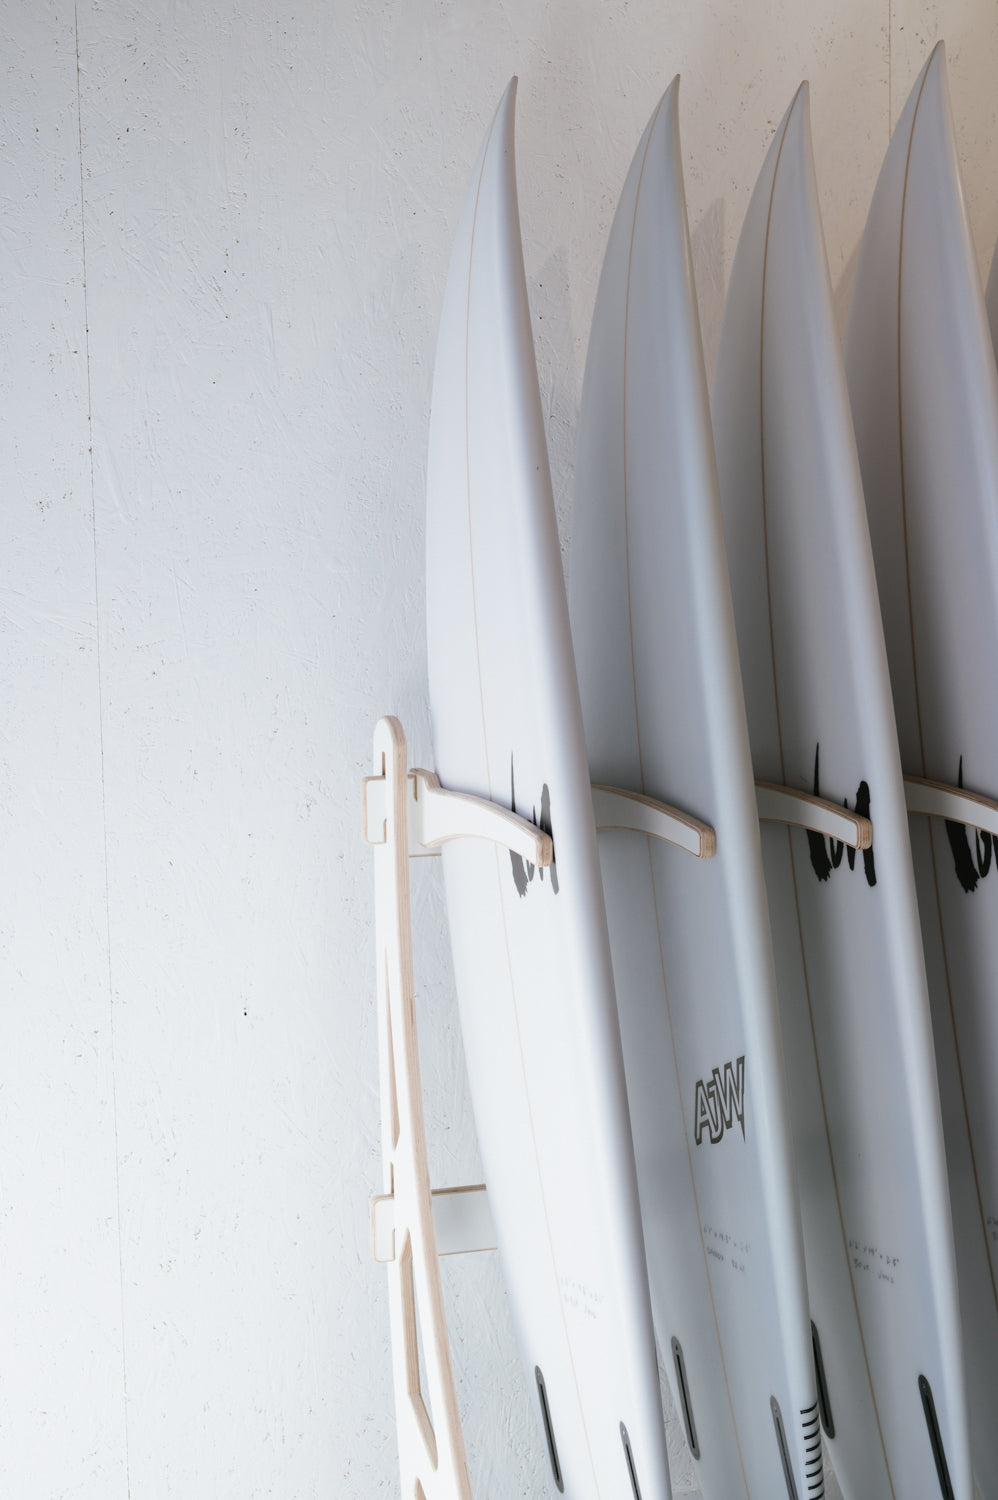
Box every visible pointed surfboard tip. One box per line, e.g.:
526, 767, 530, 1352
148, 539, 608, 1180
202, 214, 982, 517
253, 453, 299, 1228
655, 73, 681, 120
897, 38, 955, 184
920, 37, 950, 107
785, 79, 811, 133
642, 75, 682, 163
492, 76, 518, 163
464, 79, 518, 206
498, 75, 518, 121
914, 38, 948, 101
906, 38, 948, 128
752, 80, 811, 202
663, 73, 681, 131
470, 78, 519, 234
764, 80, 810, 170
782, 79, 814, 157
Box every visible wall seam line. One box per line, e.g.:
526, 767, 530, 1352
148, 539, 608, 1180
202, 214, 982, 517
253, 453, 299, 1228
75, 8, 133, 1495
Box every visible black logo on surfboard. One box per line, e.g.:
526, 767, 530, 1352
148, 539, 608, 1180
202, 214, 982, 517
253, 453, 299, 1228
807, 743, 876, 887
509, 757, 559, 897
694, 1056, 745, 1145
946, 756, 993, 894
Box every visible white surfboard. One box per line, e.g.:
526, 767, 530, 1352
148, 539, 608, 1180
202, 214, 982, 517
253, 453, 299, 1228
568, 80, 821, 1500
846, 41, 998, 1500
425, 80, 672, 1500
714, 82, 972, 1500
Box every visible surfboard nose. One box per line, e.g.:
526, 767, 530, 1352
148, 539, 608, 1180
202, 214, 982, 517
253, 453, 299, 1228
767, 80, 812, 198
650, 72, 681, 140
481, 76, 519, 221
766, 82, 821, 232
496, 74, 518, 132
907, 39, 965, 223
447, 77, 520, 275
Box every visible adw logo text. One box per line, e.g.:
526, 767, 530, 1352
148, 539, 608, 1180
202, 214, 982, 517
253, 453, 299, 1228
694, 1056, 746, 1145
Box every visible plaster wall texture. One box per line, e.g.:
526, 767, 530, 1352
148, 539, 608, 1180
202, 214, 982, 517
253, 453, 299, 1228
1, 2, 996, 1496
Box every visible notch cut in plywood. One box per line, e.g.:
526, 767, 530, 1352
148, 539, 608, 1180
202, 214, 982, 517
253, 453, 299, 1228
364, 764, 553, 865
371, 1185, 496, 1264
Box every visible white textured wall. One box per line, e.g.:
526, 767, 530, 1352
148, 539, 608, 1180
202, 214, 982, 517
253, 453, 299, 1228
2, 3, 996, 1496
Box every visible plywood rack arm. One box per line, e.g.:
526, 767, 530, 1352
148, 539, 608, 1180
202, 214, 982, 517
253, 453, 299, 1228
903, 774, 998, 836
755, 781, 872, 850
363, 715, 548, 1500
592, 780, 874, 855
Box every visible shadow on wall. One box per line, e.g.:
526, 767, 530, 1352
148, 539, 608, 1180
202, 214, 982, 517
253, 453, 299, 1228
690, 197, 725, 389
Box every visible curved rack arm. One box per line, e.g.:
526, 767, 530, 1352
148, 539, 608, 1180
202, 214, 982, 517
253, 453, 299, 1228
755, 781, 873, 850
592, 781, 876, 858
592, 784, 715, 858
904, 774, 998, 836
365, 763, 553, 865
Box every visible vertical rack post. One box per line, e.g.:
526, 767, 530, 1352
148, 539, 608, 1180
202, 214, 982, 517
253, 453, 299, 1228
370, 715, 473, 1500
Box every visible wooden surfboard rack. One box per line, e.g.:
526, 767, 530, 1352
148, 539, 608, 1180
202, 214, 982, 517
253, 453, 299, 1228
363, 713, 883, 1497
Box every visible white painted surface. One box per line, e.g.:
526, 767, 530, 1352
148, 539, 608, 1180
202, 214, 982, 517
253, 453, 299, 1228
2, 3, 997, 1496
